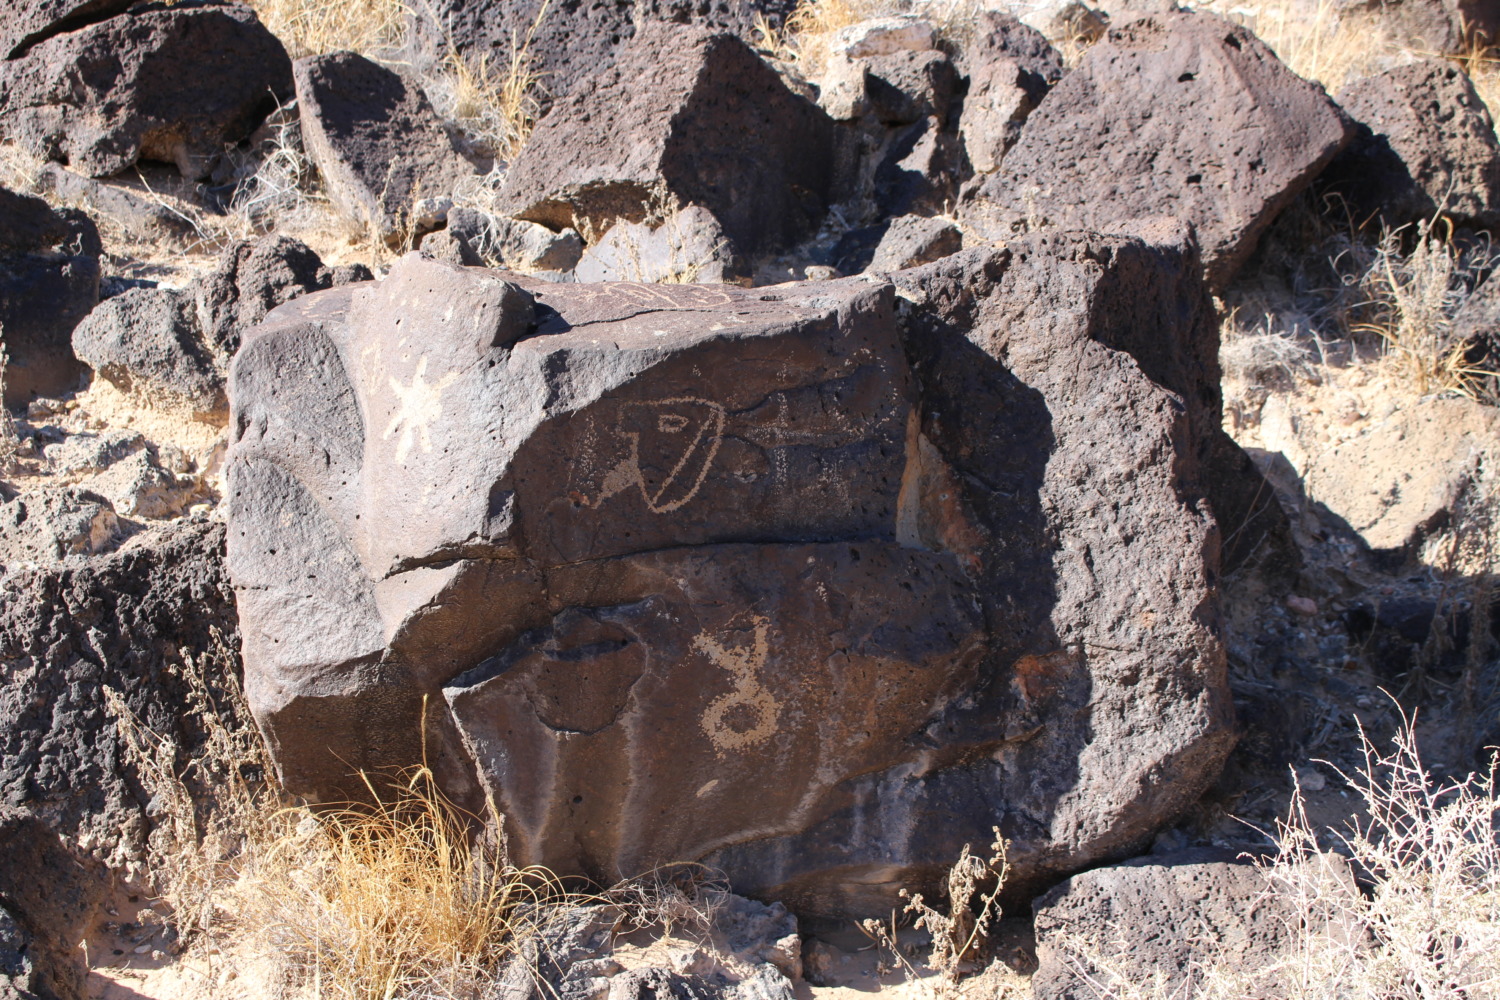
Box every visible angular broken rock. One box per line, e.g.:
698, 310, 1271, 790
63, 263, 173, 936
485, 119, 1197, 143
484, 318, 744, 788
2, 0, 136, 60
574, 205, 747, 284
952, 11, 1062, 177
1320, 60, 1500, 230
229, 235, 1240, 915
867, 214, 962, 271
0, 185, 99, 407
0, 1, 293, 179
294, 52, 484, 243
72, 288, 225, 418
501, 23, 835, 259
966, 11, 1354, 289
0, 486, 118, 566
410, 0, 798, 112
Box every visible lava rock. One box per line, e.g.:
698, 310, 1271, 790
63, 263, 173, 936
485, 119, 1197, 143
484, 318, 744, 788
965, 11, 1354, 289
1031, 849, 1355, 1000
293, 51, 484, 243
0, 807, 107, 1000
0, 519, 239, 863
410, 0, 799, 114
0, 1, 293, 179
228, 231, 1243, 917
36, 162, 197, 242
867, 214, 962, 271
72, 288, 224, 417
0, 186, 99, 407
500, 23, 835, 259
193, 233, 349, 363
1321, 59, 1500, 230
0, 487, 119, 568
574, 205, 746, 283
1, 0, 136, 60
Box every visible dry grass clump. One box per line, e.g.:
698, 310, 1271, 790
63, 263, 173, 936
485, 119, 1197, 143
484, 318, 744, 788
106, 650, 574, 1000
248, 0, 407, 60
1051, 722, 1500, 1000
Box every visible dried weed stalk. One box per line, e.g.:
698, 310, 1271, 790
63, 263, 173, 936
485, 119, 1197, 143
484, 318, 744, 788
249, 0, 407, 60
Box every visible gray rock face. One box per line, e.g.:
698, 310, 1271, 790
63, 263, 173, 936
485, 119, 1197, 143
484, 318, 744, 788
0, 519, 238, 863
0, 186, 99, 407
229, 232, 1245, 916
500, 23, 834, 259
410, 0, 798, 113
0, 1, 292, 179
574, 205, 746, 283
0, 487, 118, 568
867, 215, 962, 272
966, 11, 1354, 289
0, 807, 107, 1000
1031, 848, 1356, 1000
72, 289, 224, 417
293, 51, 484, 243
193, 234, 352, 363
1320, 60, 1500, 230
37, 162, 197, 242
954, 8, 1062, 177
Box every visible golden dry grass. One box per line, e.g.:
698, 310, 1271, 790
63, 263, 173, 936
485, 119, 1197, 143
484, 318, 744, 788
247, 0, 407, 60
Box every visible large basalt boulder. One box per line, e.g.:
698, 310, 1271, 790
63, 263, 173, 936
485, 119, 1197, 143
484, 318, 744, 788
952, 10, 1062, 177
0, 519, 238, 864
229, 234, 1247, 915
500, 23, 834, 259
72, 288, 225, 418
0, 186, 99, 407
2, 0, 136, 60
0, 1, 291, 180
293, 51, 484, 243
410, 0, 798, 113
1319, 60, 1500, 230
965, 11, 1354, 290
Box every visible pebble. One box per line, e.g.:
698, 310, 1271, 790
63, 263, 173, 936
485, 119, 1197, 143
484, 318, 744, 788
1286, 595, 1318, 616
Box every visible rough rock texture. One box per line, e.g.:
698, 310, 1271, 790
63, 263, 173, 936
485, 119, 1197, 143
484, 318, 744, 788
0, 186, 99, 407
1031, 849, 1353, 1000
293, 52, 483, 243
967, 11, 1354, 289
1320, 60, 1500, 230
1349, 0, 1500, 53
230, 234, 1251, 915
72, 289, 224, 417
410, 0, 799, 113
0, 1, 293, 179
37, 162, 196, 242
574, 205, 747, 283
950, 11, 1062, 178
0, 487, 119, 568
0, 519, 239, 863
867, 215, 962, 272
0, 807, 107, 1000
1, 0, 136, 59
447, 208, 585, 272
193, 234, 357, 364
501, 23, 834, 259
1451, 270, 1500, 399
1297, 396, 1500, 562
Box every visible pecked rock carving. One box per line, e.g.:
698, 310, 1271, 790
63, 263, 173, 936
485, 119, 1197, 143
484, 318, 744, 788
229, 240, 1243, 916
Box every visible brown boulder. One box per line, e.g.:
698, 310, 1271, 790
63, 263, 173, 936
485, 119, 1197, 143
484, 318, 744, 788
409, 0, 798, 113
0, 1, 292, 180
293, 51, 484, 243
228, 232, 1243, 916
500, 23, 834, 259
0, 807, 107, 1000
965, 11, 1354, 289
1320, 60, 1500, 230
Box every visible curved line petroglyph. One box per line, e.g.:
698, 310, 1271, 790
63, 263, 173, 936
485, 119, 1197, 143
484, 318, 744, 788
580, 396, 726, 514
694, 615, 780, 753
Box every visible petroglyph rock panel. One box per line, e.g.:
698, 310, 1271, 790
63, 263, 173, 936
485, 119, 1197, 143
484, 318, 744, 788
229, 242, 1238, 917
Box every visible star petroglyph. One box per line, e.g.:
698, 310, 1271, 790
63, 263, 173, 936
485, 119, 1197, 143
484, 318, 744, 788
384, 357, 460, 463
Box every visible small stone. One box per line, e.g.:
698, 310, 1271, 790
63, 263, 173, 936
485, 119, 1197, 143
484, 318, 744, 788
830, 17, 936, 59
1286, 595, 1319, 616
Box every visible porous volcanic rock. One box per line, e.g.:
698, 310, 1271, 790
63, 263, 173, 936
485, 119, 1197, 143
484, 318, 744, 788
1031, 849, 1355, 1000
0, 519, 238, 863
965, 11, 1354, 289
500, 23, 834, 259
293, 51, 484, 243
229, 232, 1247, 915
1320, 60, 1500, 230
0, 186, 99, 407
1, 0, 136, 60
0, 1, 292, 179
0, 807, 107, 1000
0, 487, 119, 566
410, 0, 799, 112
72, 288, 225, 418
